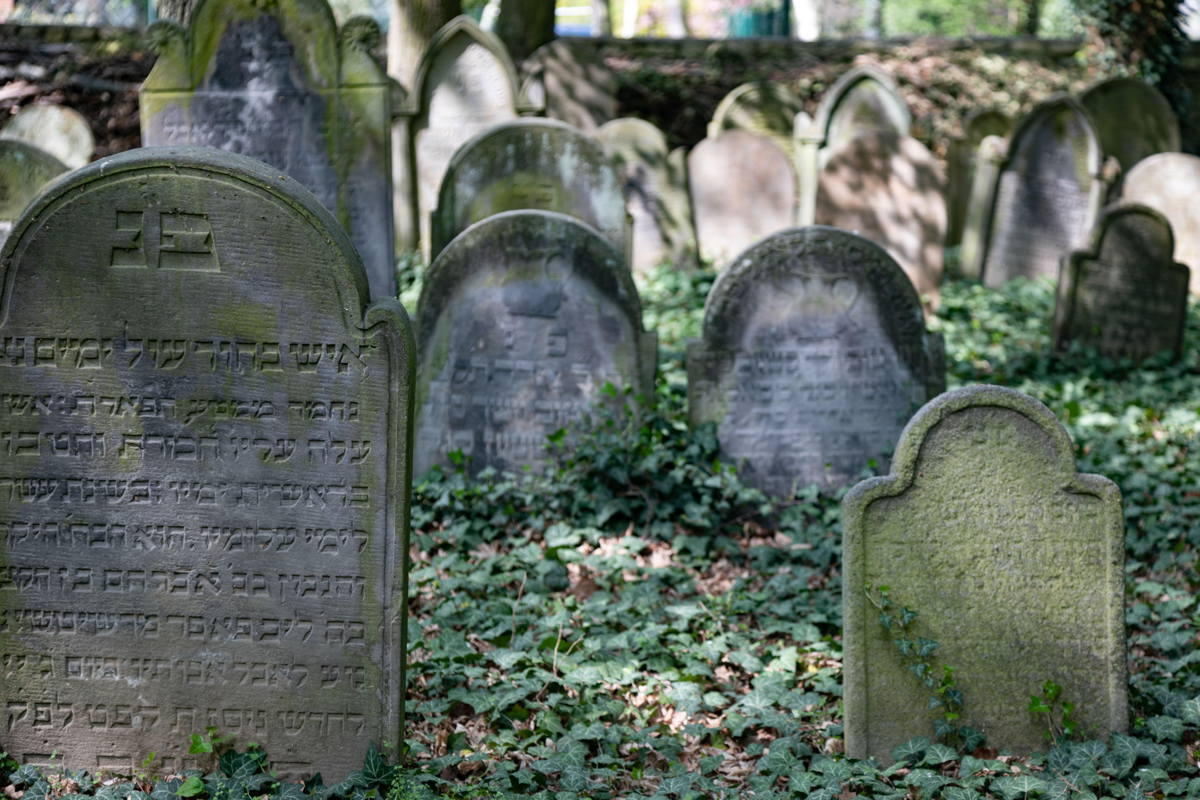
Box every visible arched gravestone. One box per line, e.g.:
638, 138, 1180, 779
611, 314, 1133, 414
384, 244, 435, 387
0, 147, 415, 779
596, 117, 696, 274
945, 109, 1012, 247
978, 96, 1105, 288
814, 132, 947, 303
688, 130, 796, 269
139, 3, 395, 300
1054, 204, 1189, 362
1080, 77, 1179, 179
1120, 152, 1200, 294
1, 104, 95, 169
0, 140, 68, 249
708, 81, 805, 159
415, 211, 655, 477
401, 16, 539, 260
688, 226, 945, 496
843, 385, 1127, 762
430, 119, 626, 262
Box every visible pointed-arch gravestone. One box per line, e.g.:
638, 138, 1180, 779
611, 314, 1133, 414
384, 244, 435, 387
0, 147, 415, 779
415, 211, 655, 477
140, 1, 395, 300
688, 226, 944, 496
843, 385, 1127, 762
708, 81, 805, 160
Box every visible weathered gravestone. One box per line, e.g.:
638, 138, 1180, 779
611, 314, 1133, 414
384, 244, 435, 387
1054, 204, 1189, 361
140, 3, 395, 300
814, 132, 947, 303
596, 117, 696, 274
402, 16, 538, 260
0, 147, 414, 778
430, 119, 627, 261
688, 130, 796, 268
0, 140, 68, 250
945, 109, 1012, 247
708, 81, 805, 160
520, 39, 617, 132
975, 96, 1105, 288
1080, 77, 1179, 180
1120, 152, 1200, 294
843, 385, 1127, 761
1, 104, 95, 169
415, 210, 655, 477
688, 226, 944, 496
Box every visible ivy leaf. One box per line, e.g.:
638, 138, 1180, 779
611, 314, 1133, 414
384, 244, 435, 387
923, 743, 959, 766
174, 777, 204, 799
1146, 715, 1184, 742
993, 774, 1047, 799
891, 737, 929, 764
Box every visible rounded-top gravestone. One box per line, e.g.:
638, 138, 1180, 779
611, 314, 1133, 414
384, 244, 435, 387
1080, 76, 1179, 177
0, 139, 69, 250
1, 104, 95, 169
1120, 152, 1200, 294
0, 146, 414, 780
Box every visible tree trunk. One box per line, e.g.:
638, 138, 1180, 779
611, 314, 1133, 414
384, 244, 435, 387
591, 0, 611, 35
864, 0, 883, 38
155, 0, 198, 24
663, 0, 687, 37
388, 0, 461, 90
1022, 0, 1040, 35
494, 0, 555, 62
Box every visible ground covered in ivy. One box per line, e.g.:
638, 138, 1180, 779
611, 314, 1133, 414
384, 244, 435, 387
3, 274, 1200, 799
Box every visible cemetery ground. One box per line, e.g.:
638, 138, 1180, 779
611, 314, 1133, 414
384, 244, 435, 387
4, 272, 1199, 800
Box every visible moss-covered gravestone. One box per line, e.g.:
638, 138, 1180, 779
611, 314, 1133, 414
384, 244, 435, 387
139, 0, 395, 300
1120, 153, 1200, 294
843, 385, 1127, 761
1080, 77, 1179, 179
415, 210, 655, 477
0, 148, 414, 778
946, 109, 1012, 247
0, 140, 68, 250
688, 226, 944, 496
1054, 204, 1189, 361
430, 119, 626, 262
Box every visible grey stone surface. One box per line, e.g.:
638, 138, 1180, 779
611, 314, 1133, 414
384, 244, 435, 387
0, 140, 68, 228
688, 226, 944, 496
1080, 77, 1179, 178
140, 2, 395, 300
520, 38, 617, 132
0, 147, 415, 779
1, 104, 95, 169
688, 130, 796, 268
946, 109, 1011, 247
843, 385, 1127, 761
415, 210, 654, 477
708, 81, 805, 159
981, 96, 1104, 288
596, 117, 695, 274
1120, 152, 1200, 294
813, 65, 910, 161
430, 119, 626, 261
1054, 204, 1189, 361
814, 132, 947, 304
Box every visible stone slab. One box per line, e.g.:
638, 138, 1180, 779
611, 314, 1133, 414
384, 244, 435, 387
1080, 77, 1179, 178
1, 104, 95, 169
688, 226, 944, 496
946, 109, 1011, 247
0, 147, 414, 779
415, 210, 654, 477
1054, 203, 1189, 361
0, 140, 68, 227
843, 385, 1127, 761
1120, 152, 1200, 294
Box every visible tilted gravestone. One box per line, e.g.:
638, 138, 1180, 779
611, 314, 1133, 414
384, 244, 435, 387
843, 385, 1127, 761
688, 130, 796, 268
596, 117, 696, 274
708, 81, 805, 160
1054, 204, 1189, 362
401, 16, 538, 260
977, 96, 1105, 288
520, 38, 617, 133
430, 119, 626, 261
0, 140, 68, 250
688, 226, 944, 496
945, 109, 1012, 247
1, 104, 95, 169
1080, 77, 1179, 180
1120, 152, 1200, 294
140, 2, 395, 300
415, 210, 655, 477
0, 147, 414, 778
814, 132, 947, 303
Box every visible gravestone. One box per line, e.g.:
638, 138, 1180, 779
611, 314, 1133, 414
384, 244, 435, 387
814, 132, 947, 303
1080, 77, 1179, 179
1120, 152, 1200, 294
430, 119, 626, 261
415, 210, 655, 477
520, 39, 617, 132
0, 140, 68, 249
688, 130, 796, 268
1054, 204, 1189, 361
946, 109, 1012, 247
140, 3, 395, 300
688, 226, 944, 496
979, 96, 1104, 288
1, 104, 95, 169
708, 81, 805, 159
843, 385, 1127, 761
403, 16, 537, 260
596, 117, 695, 273
0, 147, 414, 779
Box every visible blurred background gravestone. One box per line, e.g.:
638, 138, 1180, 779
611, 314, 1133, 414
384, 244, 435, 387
1, 103, 95, 168
1119, 152, 1200, 294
